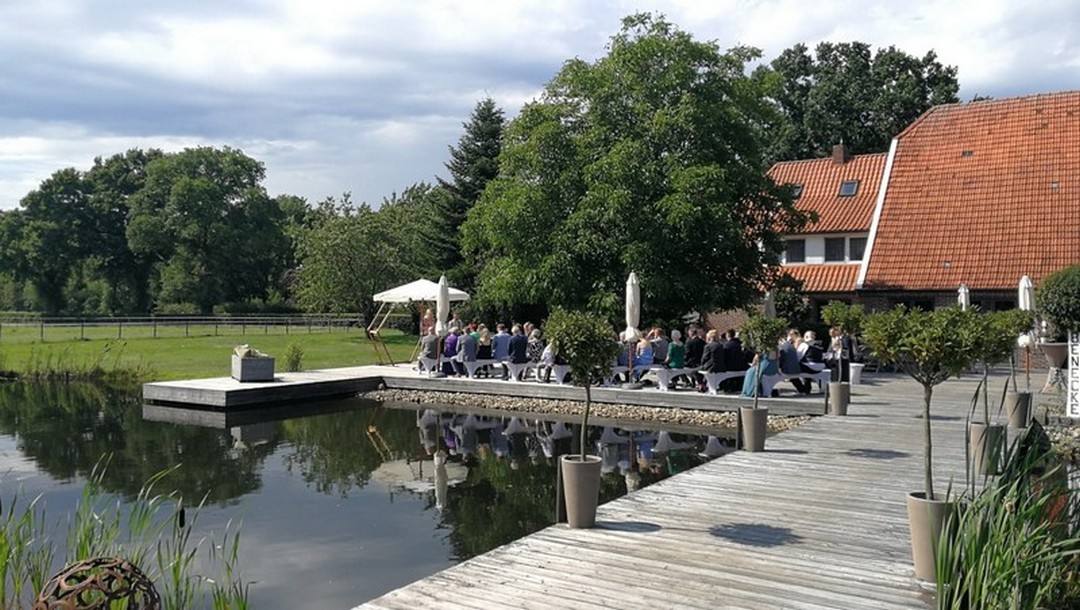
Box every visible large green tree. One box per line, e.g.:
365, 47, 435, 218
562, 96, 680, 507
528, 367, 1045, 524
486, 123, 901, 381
755, 41, 960, 160
293, 184, 441, 323
435, 98, 506, 288
126, 146, 290, 312
462, 14, 809, 322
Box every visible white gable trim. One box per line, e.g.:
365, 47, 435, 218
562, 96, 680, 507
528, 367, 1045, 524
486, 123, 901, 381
856, 137, 898, 289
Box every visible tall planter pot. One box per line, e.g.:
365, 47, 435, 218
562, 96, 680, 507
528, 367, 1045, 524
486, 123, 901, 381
1004, 391, 1032, 428
560, 455, 603, 529
828, 382, 850, 416
969, 422, 1005, 476
906, 492, 956, 582
740, 406, 768, 452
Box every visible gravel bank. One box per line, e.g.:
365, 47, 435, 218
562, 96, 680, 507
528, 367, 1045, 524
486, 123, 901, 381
360, 388, 810, 433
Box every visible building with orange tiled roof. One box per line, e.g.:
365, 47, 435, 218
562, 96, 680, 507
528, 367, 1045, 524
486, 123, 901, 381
767, 145, 885, 307
858, 90, 1080, 311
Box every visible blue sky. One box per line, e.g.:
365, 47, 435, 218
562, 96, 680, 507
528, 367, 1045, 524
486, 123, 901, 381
1, 0, 1077, 210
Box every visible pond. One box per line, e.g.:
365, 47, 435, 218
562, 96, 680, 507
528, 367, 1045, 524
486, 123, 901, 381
0, 382, 729, 609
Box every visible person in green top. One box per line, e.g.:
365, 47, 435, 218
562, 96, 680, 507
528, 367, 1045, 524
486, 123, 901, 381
666, 329, 686, 368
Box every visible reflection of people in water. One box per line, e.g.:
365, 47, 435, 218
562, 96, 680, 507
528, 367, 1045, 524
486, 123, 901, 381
417, 410, 439, 455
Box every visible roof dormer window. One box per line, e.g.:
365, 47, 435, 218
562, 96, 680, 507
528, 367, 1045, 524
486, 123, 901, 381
838, 180, 859, 197
790, 183, 804, 199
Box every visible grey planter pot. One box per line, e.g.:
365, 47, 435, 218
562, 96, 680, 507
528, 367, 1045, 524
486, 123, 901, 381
231, 355, 275, 382
740, 406, 768, 452
906, 492, 956, 582
560, 455, 603, 528
828, 382, 850, 416
969, 422, 1005, 476
1004, 391, 1032, 428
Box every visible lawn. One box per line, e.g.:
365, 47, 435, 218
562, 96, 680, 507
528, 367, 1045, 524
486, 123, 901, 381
0, 324, 418, 381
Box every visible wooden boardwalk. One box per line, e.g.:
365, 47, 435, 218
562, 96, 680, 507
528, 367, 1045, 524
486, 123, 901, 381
356, 373, 1023, 610
142, 364, 826, 416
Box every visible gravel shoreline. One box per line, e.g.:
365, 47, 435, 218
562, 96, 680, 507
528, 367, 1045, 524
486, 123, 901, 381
360, 388, 811, 433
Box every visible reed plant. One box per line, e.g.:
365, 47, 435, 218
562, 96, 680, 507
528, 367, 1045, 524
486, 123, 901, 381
937, 425, 1080, 609
284, 341, 304, 372
0, 458, 249, 608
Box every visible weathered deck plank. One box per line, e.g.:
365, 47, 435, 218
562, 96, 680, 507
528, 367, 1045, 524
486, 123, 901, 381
355, 373, 1002, 609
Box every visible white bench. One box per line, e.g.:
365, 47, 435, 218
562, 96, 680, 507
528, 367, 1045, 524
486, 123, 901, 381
605, 364, 656, 386
702, 370, 747, 395
504, 361, 532, 382
761, 369, 832, 396
463, 358, 502, 379
653, 367, 698, 391
417, 357, 439, 374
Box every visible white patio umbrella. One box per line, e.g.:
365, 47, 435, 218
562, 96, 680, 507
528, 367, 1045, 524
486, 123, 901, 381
763, 290, 777, 319
1019, 275, 1035, 311
958, 284, 970, 310
624, 272, 641, 341
435, 275, 450, 337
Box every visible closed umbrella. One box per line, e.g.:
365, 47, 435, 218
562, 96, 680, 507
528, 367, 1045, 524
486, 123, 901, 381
1019, 275, 1035, 311
624, 272, 641, 341
958, 284, 970, 310
763, 290, 777, 319
435, 275, 450, 337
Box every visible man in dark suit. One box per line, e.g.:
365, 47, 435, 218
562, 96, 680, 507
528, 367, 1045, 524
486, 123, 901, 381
721, 330, 747, 392
698, 329, 726, 391
684, 326, 706, 389
508, 324, 529, 380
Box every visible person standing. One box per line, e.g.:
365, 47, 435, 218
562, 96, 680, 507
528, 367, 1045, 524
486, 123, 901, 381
508, 324, 529, 379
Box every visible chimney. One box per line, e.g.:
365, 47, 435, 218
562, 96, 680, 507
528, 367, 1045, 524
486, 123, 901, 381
832, 143, 850, 164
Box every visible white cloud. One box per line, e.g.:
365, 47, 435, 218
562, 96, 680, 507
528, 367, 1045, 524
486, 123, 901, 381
0, 0, 1077, 210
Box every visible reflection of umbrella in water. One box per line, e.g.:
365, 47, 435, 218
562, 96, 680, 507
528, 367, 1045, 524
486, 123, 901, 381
370, 455, 467, 495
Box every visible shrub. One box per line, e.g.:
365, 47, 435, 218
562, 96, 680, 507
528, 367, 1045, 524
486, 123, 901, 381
819, 301, 864, 335
284, 342, 304, 372
1037, 264, 1080, 337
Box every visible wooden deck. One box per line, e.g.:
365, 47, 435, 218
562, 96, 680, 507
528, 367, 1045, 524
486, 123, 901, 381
356, 373, 1019, 610
142, 364, 827, 416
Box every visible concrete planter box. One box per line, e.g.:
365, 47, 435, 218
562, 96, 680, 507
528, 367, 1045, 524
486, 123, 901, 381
231, 355, 275, 382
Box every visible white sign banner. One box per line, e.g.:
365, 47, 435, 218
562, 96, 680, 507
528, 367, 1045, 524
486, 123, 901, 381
1070, 331, 1080, 418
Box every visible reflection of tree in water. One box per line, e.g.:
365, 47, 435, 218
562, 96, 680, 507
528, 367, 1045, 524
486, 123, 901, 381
278, 405, 421, 497
0, 382, 274, 504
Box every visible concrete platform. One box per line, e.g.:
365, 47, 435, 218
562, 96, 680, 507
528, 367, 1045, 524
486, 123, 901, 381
142, 364, 828, 416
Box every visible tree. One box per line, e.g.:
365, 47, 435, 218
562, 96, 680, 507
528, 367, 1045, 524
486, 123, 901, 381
462, 14, 810, 322
293, 197, 408, 323
126, 147, 289, 312
436, 98, 505, 288
12, 168, 92, 313
755, 42, 960, 161
1036, 264, 1080, 338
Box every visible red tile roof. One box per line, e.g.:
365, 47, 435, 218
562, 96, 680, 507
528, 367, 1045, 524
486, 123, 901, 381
863, 91, 1080, 292
768, 152, 885, 234
783, 264, 861, 293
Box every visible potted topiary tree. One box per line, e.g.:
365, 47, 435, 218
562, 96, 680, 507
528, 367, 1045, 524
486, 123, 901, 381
739, 313, 789, 452
1036, 264, 1080, 400
820, 301, 864, 415
861, 305, 982, 581
544, 309, 620, 529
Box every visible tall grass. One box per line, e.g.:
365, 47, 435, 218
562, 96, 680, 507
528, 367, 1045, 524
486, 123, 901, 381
0, 459, 249, 608
937, 425, 1080, 609
16, 341, 152, 384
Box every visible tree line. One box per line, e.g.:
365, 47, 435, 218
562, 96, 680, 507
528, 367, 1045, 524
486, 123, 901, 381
0, 14, 961, 325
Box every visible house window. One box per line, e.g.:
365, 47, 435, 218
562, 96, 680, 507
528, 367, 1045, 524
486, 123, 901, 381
785, 239, 805, 263
825, 238, 846, 262
790, 183, 804, 199
849, 237, 867, 261
839, 180, 859, 197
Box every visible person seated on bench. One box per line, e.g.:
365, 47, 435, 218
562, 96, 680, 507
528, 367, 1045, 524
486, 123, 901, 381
492, 324, 512, 379
477, 327, 493, 376
456, 328, 478, 377
649, 327, 669, 365
779, 329, 809, 394
742, 349, 779, 397
684, 326, 705, 388
721, 329, 747, 392
798, 330, 826, 390
633, 336, 654, 382
665, 330, 686, 386
697, 329, 726, 392
508, 324, 529, 380
419, 326, 439, 371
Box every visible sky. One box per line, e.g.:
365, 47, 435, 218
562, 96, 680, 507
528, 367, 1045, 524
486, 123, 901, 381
0, 0, 1077, 211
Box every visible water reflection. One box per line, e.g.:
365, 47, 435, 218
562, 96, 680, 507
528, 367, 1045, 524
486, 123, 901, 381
0, 382, 732, 607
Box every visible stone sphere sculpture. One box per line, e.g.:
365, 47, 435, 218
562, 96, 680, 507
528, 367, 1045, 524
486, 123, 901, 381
34, 556, 160, 610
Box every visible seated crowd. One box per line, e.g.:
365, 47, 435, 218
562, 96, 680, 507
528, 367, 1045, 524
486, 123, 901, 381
418, 316, 853, 396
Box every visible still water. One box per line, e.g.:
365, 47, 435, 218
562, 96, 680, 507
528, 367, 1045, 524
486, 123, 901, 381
0, 382, 727, 609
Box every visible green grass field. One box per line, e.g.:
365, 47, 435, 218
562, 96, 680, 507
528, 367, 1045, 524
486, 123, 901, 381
0, 323, 418, 381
